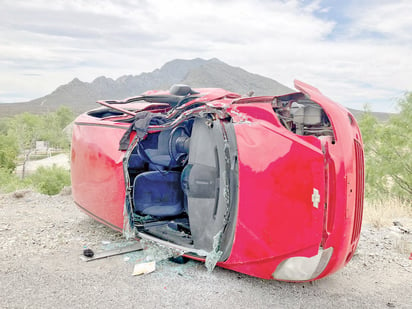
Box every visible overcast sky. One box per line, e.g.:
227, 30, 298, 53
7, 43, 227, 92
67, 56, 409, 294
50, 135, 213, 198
1, 0, 411, 112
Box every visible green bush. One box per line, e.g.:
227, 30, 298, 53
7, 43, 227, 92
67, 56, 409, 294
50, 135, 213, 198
0, 107, 74, 195
359, 92, 412, 202
26, 165, 71, 195
0, 165, 71, 195
3, 106, 74, 155
0, 135, 18, 171
0, 168, 31, 193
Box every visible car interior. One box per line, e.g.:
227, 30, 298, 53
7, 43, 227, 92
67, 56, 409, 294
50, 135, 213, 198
126, 117, 238, 258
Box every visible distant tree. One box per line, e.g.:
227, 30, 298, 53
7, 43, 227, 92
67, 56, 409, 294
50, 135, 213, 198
0, 107, 74, 178
6, 112, 43, 152
378, 93, 412, 199
54, 106, 74, 129
0, 134, 18, 171
6, 113, 43, 178
359, 93, 412, 202
5, 106, 74, 152
40, 106, 74, 149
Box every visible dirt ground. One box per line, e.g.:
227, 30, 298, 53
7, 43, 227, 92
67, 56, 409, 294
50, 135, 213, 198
1, 191, 411, 309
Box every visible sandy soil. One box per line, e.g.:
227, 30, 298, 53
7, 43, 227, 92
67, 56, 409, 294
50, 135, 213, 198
0, 191, 411, 309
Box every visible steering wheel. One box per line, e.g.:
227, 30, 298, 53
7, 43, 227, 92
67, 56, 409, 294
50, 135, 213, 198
168, 126, 190, 166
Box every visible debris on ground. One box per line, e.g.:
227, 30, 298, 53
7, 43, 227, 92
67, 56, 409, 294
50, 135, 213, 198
139, 238, 185, 263
12, 190, 30, 199
169, 256, 189, 264
80, 241, 142, 262
83, 248, 94, 258
132, 261, 156, 276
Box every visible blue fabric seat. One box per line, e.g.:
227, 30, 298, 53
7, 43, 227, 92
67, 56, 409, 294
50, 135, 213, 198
128, 154, 145, 170
139, 127, 190, 169
144, 152, 171, 167
133, 171, 184, 217
141, 130, 172, 169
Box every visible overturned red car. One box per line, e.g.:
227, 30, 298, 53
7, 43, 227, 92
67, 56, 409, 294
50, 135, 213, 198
71, 80, 364, 281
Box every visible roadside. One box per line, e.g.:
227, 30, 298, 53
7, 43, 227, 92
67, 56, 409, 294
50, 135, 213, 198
0, 191, 411, 308
14, 153, 70, 178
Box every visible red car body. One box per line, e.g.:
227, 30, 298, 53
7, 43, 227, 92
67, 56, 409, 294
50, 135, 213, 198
71, 80, 364, 281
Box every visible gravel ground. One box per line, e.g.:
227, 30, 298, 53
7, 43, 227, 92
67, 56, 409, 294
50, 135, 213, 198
1, 191, 411, 309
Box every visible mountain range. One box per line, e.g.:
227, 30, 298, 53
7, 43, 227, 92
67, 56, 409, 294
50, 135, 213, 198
0, 58, 391, 120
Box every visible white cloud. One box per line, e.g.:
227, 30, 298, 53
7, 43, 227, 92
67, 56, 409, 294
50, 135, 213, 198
0, 0, 410, 112
347, 0, 412, 42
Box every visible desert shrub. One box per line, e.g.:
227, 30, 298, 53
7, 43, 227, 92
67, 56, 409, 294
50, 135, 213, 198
26, 165, 71, 195
359, 92, 412, 202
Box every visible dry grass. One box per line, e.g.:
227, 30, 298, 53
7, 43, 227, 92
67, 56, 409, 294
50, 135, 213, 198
363, 198, 412, 228
363, 198, 412, 254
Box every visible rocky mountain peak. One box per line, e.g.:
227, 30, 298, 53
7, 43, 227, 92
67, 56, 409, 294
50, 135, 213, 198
0, 58, 294, 116
68, 78, 83, 85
